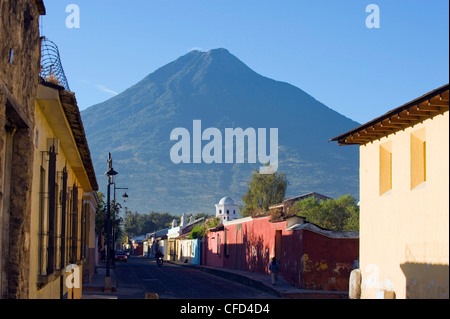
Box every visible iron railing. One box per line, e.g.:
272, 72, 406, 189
40, 37, 71, 91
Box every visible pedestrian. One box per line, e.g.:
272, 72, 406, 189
269, 257, 280, 286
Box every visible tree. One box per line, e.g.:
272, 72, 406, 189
122, 210, 181, 238
95, 192, 122, 234
95, 192, 126, 249
189, 217, 221, 239
241, 169, 288, 217
95, 192, 107, 235
123, 210, 143, 237
290, 194, 359, 231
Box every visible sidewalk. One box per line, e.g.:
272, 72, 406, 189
81, 265, 119, 299
168, 261, 348, 299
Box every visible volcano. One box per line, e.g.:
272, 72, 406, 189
81, 49, 360, 215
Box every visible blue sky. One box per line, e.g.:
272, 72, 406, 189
40, 0, 449, 124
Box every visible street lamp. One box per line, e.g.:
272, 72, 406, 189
105, 153, 117, 291
114, 186, 129, 204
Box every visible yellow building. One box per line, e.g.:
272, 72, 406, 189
1, 0, 99, 299
332, 84, 449, 299
30, 81, 99, 299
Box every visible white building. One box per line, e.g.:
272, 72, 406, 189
215, 197, 240, 222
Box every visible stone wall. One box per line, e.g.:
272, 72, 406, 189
0, 0, 44, 299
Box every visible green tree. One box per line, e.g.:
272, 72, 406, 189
95, 192, 126, 248
290, 194, 359, 231
95, 192, 123, 235
122, 210, 181, 238
95, 192, 107, 235
123, 210, 142, 237
189, 217, 221, 239
241, 169, 288, 217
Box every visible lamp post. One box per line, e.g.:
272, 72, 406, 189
105, 153, 117, 291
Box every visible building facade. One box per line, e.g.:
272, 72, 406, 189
215, 197, 240, 222
332, 84, 449, 299
1, 0, 99, 299
30, 81, 99, 299
1, 0, 46, 299
203, 215, 359, 291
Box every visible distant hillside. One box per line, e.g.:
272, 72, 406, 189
81, 49, 360, 215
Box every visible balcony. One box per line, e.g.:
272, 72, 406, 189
40, 37, 70, 91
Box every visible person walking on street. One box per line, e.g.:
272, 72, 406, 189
269, 257, 280, 286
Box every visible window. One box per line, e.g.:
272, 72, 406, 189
81, 201, 88, 260
47, 146, 57, 275
411, 128, 426, 189
224, 229, 229, 258
217, 234, 221, 256
38, 146, 57, 277
38, 165, 46, 276
8, 49, 13, 65
70, 185, 79, 264
226, 210, 229, 215
60, 167, 68, 269
379, 141, 392, 195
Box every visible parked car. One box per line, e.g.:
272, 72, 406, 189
115, 251, 128, 262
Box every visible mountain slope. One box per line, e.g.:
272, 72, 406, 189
81, 49, 359, 215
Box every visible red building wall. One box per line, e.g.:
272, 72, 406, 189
301, 231, 359, 290
203, 216, 358, 291
134, 243, 143, 256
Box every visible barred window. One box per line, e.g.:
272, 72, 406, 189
81, 201, 88, 260
47, 146, 56, 275
60, 167, 68, 269
38, 165, 47, 276
38, 146, 57, 277
70, 185, 79, 264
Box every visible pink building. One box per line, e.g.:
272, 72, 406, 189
203, 215, 359, 291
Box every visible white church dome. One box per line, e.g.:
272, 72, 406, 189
219, 197, 235, 205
